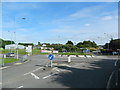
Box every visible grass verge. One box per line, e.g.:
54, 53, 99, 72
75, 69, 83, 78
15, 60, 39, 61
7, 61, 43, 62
0, 58, 19, 64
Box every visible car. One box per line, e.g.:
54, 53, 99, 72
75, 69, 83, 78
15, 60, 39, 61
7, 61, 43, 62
6, 53, 15, 57
112, 51, 119, 55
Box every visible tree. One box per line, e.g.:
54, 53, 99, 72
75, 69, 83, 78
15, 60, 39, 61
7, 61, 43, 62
0, 38, 15, 48
109, 39, 120, 51
18, 43, 34, 47
38, 42, 41, 45
66, 40, 74, 45
76, 40, 98, 48
76, 42, 83, 48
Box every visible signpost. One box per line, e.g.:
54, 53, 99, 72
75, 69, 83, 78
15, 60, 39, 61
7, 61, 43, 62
48, 54, 54, 67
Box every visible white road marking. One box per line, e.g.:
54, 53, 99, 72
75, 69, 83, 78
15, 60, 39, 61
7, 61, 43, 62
0, 66, 11, 70
43, 68, 72, 79
17, 86, 23, 88
0, 82, 2, 84
31, 73, 40, 79
43, 72, 58, 79
55, 69, 60, 72
115, 60, 118, 66
24, 67, 44, 75
53, 67, 60, 72
106, 70, 116, 89
66, 65, 71, 67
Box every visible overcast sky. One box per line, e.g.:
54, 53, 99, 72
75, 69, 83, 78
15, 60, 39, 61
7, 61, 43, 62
1, 2, 118, 45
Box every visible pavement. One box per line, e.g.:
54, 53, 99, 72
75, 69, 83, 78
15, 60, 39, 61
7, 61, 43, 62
1, 55, 118, 89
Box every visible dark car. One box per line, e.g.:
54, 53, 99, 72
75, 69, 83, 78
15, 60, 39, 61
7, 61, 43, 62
6, 53, 15, 57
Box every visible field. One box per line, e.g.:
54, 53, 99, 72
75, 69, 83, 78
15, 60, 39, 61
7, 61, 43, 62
0, 49, 90, 55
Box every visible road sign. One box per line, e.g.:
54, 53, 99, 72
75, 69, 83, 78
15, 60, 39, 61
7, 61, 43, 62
48, 54, 54, 67
48, 54, 54, 60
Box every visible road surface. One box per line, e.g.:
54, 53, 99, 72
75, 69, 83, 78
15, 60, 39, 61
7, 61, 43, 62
2, 55, 118, 88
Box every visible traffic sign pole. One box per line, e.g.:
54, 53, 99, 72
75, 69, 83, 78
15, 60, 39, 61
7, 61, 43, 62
50, 60, 52, 67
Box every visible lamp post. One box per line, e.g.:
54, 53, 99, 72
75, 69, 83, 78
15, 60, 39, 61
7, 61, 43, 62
8, 31, 13, 53
14, 17, 26, 59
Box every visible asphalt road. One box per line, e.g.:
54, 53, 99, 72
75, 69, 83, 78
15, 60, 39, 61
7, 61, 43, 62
2, 55, 118, 88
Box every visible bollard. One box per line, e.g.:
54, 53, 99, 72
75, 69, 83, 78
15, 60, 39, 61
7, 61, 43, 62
68, 56, 71, 63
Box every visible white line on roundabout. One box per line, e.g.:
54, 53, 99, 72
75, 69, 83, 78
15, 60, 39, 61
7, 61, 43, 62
17, 86, 23, 88
43, 72, 58, 79
31, 73, 40, 79
115, 60, 118, 67
106, 70, 116, 89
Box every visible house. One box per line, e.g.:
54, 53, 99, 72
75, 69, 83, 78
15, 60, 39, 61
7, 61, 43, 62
5, 44, 26, 49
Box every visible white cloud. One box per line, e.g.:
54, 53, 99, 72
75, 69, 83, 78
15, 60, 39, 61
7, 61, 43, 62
17, 28, 31, 32
102, 16, 113, 20
49, 28, 94, 34
55, 3, 115, 23
84, 24, 90, 26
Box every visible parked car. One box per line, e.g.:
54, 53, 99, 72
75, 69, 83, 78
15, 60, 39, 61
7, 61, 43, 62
6, 53, 15, 57
112, 51, 119, 55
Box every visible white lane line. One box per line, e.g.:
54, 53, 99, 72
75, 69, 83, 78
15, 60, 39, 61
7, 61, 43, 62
55, 69, 60, 72
17, 86, 23, 88
0, 82, 2, 84
106, 70, 116, 89
66, 65, 71, 67
31, 73, 40, 79
43, 72, 58, 79
54, 67, 60, 72
43, 68, 71, 79
24, 67, 44, 75
115, 60, 118, 66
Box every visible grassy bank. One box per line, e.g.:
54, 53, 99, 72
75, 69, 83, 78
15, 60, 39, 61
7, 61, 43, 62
0, 58, 19, 64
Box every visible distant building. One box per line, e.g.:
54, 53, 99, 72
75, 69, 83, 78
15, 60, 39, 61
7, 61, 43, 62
35, 44, 54, 50
5, 44, 26, 49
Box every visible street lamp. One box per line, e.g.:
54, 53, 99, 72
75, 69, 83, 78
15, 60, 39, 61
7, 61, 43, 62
8, 30, 13, 53
14, 17, 26, 59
